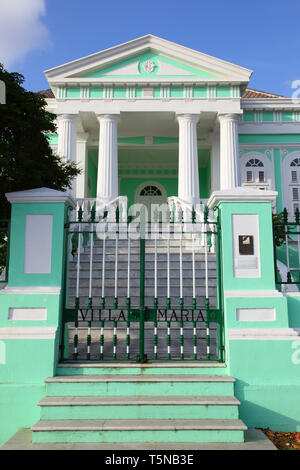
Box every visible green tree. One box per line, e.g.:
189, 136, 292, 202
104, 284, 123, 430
0, 63, 80, 219
0, 64, 80, 275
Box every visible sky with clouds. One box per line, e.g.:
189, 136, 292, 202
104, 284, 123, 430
0, 0, 300, 97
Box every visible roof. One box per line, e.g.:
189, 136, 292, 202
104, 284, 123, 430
37, 87, 286, 100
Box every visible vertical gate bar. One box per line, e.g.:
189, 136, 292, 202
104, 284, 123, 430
101, 236, 106, 309
167, 232, 171, 309
87, 321, 91, 360
127, 235, 131, 302
100, 320, 104, 360
154, 321, 158, 359
73, 320, 78, 360
179, 227, 183, 309
192, 234, 196, 309
180, 320, 184, 360
113, 320, 117, 360
126, 320, 130, 360
139, 234, 146, 362
216, 208, 224, 362
154, 234, 158, 308
75, 223, 82, 309
114, 232, 119, 309
206, 319, 211, 360
88, 225, 94, 309
193, 321, 197, 360
167, 321, 171, 360
284, 209, 290, 281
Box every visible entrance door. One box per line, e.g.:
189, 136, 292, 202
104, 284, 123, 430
135, 181, 167, 220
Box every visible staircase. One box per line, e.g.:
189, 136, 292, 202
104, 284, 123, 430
31, 364, 247, 444
68, 234, 217, 309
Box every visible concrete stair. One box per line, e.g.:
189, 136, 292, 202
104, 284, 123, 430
31, 364, 247, 444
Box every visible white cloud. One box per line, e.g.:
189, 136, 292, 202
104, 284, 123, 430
0, 0, 49, 68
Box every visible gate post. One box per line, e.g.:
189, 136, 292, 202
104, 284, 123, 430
0, 187, 74, 446
208, 187, 300, 431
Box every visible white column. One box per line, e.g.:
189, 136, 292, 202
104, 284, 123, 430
210, 130, 220, 192
76, 132, 89, 198
177, 114, 200, 206
96, 114, 119, 203
219, 113, 240, 189
57, 114, 77, 163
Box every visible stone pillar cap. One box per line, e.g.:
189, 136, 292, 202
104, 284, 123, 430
5, 187, 76, 207
207, 187, 278, 209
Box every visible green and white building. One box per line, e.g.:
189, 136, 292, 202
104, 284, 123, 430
1, 35, 300, 448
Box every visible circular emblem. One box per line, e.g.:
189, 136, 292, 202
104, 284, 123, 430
143, 60, 155, 73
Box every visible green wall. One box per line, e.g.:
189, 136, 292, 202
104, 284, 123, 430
87, 147, 211, 203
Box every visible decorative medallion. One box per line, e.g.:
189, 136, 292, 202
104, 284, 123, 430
143, 60, 155, 73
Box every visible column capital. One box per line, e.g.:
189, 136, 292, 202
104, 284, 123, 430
57, 113, 78, 121
218, 113, 240, 123
96, 114, 120, 123
77, 132, 89, 143
176, 113, 200, 124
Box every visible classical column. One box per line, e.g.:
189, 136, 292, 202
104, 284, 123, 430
219, 113, 240, 189
96, 114, 119, 203
177, 114, 200, 206
76, 132, 89, 198
57, 114, 77, 163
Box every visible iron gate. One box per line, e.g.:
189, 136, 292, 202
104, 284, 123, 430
60, 201, 224, 363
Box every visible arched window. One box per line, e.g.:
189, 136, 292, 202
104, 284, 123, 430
289, 158, 300, 212
140, 185, 162, 196
244, 158, 266, 185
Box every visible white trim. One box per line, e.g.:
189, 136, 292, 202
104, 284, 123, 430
0, 286, 61, 295
225, 289, 283, 298
45, 35, 252, 83
0, 327, 57, 340
5, 187, 75, 207
8, 308, 47, 321
236, 308, 276, 322
228, 328, 300, 340
207, 187, 278, 208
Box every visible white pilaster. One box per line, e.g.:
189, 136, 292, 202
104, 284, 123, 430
76, 132, 89, 198
219, 113, 240, 189
96, 114, 119, 203
177, 114, 200, 206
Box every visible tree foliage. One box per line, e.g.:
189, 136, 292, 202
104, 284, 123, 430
0, 64, 80, 219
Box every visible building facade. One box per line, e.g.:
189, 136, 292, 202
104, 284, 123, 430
42, 35, 300, 216
1, 35, 300, 448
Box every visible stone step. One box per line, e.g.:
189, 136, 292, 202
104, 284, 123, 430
68, 287, 217, 298
38, 395, 240, 420
56, 362, 227, 376
68, 268, 216, 279
31, 419, 247, 443
44, 375, 234, 397
74, 253, 216, 262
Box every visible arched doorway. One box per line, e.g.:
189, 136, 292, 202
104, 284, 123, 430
135, 181, 167, 219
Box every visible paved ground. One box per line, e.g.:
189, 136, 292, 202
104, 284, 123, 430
1, 428, 276, 450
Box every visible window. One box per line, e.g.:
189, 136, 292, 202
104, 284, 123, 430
243, 158, 267, 187
140, 185, 162, 196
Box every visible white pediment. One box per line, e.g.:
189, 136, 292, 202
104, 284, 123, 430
45, 35, 252, 86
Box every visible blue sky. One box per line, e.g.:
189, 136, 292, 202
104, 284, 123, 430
1, 0, 300, 96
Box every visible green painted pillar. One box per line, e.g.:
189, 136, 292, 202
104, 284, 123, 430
208, 188, 300, 432
0, 188, 74, 446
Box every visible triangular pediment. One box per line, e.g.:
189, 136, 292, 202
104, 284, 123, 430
45, 35, 252, 85
79, 51, 220, 79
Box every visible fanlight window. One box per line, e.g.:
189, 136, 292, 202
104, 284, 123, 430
245, 159, 264, 167
244, 158, 265, 184
290, 158, 300, 167
140, 185, 162, 196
